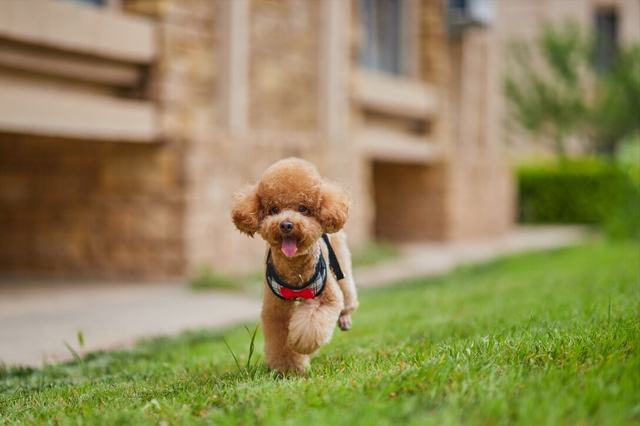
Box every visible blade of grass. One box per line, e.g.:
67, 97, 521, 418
63, 341, 87, 375
222, 337, 241, 373
244, 325, 259, 371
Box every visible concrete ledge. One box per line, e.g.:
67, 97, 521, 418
0, 40, 143, 87
352, 69, 438, 119
0, 0, 157, 63
0, 79, 158, 142
357, 125, 440, 164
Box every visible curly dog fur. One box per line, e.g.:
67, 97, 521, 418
231, 158, 359, 374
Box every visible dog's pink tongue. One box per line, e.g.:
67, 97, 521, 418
281, 236, 298, 257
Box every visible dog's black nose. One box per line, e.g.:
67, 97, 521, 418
280, 221, 294, 234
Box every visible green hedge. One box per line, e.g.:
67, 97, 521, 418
517, 160, 635, 231
605, 163, 640, 240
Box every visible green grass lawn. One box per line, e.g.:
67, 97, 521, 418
1, 241, 639, 425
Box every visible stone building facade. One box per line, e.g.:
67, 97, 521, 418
0, 0, 517, 279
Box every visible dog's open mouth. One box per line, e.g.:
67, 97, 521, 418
281, 236, 298, 258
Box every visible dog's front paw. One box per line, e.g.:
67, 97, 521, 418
268, 361, 306, 376
266, 355, 309, 376
338, 313, 352, 331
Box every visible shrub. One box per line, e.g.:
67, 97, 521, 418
605, 163, 640, 240
517, 159, 629, 226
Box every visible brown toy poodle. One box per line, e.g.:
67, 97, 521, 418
231, 158, 359, 374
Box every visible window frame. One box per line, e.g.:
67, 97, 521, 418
358, 0, 416, 77
56, 0, 122, 11
594, 7, 619, 73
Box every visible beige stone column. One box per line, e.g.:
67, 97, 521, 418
219, 0, 249, 136
318, 0, 349, 140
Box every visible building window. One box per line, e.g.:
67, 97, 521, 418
594, 8, 618, 72
57, 0, 108, 7
448, 0, 495, 29
358, 0, 411, 76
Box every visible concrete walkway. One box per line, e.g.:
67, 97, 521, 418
0, 226, 593, 367
0, 281, 262, 366
355, 225, 594, 287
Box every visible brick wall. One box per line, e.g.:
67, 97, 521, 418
447, 158, 515, 241
0, 134, 184, 277
419, 0, 451, 155
0, 0, 515, 280
126, 0, 364, 277
373, 158, 514, 243
248, 0, 320, 132
175, 0, 359, 275
442, 16, 514, 241
374, 162, 448, 241
369, 0, 514, 244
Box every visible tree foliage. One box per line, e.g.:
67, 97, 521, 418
505, 23, 640, 157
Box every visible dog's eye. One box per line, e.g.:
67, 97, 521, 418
298, 206, 307, 213
271, 206, 279, 214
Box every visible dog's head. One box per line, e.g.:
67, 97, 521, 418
231, 158, 351, 257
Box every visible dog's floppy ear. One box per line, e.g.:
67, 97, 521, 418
231, 184, 261, 237
319, 180, 352, 233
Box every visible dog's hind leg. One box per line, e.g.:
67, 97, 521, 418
287, 281, 343, 355
261, 292, 309, 374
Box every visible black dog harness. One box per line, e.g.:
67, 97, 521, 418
266, 234, 345, 301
